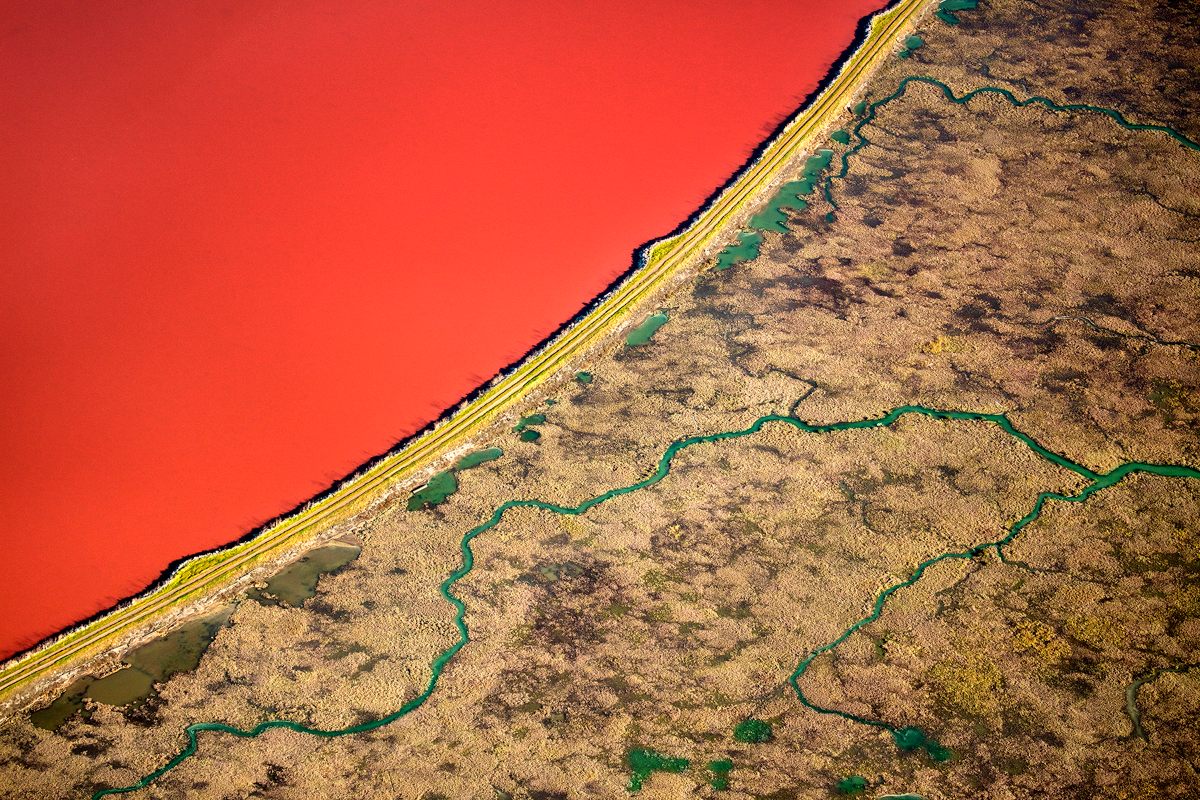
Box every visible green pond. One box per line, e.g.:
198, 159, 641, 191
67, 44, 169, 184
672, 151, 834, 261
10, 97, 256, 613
455, 447, 503, 471
749, 180, 811, 233
513, 413, 546, 432
733, 718, 773, 743
249, 543, 361, 607
409, 447, 506, 510
31, 605, 236, 731
937, 0, 977, 24
625, 312, 669, 346
715, 231, 763, 271
707, 758, 733, 790
899, 35, 925, 59
407, 470, 458, 511
627, 748, 689, 792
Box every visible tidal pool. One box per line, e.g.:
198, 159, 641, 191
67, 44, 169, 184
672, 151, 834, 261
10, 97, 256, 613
626, 312, 669, 347
30, 605, 236, 730
249, 544, 361, 607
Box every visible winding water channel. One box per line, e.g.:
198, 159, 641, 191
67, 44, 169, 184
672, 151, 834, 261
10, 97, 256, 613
92, 73, 1200, 798
94, 405, 1200, 797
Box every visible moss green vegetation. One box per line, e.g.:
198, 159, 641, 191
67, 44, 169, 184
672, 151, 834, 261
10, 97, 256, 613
626, 748, 690, 792
733, 718, 773, 743
715, 231, 763, 271
518, 429, 541, 443
707, 758, 734, 790
575, 371, 593, 384
831, 129, 851, 144
626, 312, 669, 347
836, 775, 870, 795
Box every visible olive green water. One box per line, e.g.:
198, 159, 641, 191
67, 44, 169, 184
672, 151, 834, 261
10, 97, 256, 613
92, 56, 1200, 800
248, 544, 361, 607
92, 403, 1200, 797
32, 606, 235, 732
749, 181, 811, 233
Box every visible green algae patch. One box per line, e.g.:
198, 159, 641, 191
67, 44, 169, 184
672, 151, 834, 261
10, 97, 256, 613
831, 129, 851, 145
749, 180, 812, 232
627, 749, 689, 792
407, 470, 459, 511
852, 99, 868, 117
513, 413, 547, 432
626, 312, 669, 347
575, 371, 593, 384
898, 35, 925, 59
410, 448, 505, 511
715, 231, 763, 271
519, 429, 541, 443
937, 0, 978, 24
455, 447, 504, 471
707, 759, 734, 790
835, 775, 869, 795
733, 718, 773, 743
893, 726, 951, 761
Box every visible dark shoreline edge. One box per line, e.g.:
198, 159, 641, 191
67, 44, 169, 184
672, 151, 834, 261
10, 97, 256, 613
4, 0, 904, 671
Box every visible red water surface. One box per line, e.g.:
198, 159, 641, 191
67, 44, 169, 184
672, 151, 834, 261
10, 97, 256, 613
0, 0, 887, 659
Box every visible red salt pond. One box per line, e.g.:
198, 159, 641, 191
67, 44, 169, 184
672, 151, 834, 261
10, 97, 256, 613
0, 0, 887, 660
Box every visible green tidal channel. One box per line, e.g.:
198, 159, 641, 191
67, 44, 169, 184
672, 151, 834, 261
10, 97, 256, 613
92, 404, 1200, 798
248, 543, 361, 607
821, 75, 1200, 211
625, 311, 669, 346
32, 606, 235, 732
